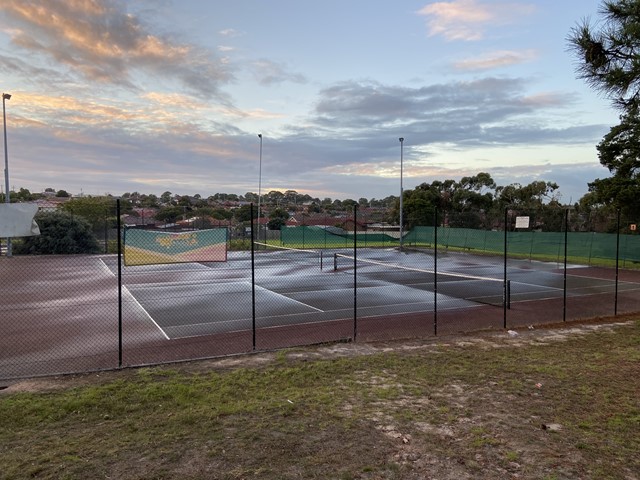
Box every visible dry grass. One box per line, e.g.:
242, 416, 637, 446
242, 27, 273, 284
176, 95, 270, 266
1, 318, 638, 479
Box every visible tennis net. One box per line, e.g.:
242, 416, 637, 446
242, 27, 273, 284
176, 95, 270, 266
253, 242, 325, 270
332, 252, 508, 307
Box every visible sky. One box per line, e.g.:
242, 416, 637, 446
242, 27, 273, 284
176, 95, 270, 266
0, 0, 622, 203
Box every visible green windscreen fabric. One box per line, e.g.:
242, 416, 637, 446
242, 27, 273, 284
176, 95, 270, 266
281, 226, 397, 247
279, 225, 640, 263
123, 228, 227, 266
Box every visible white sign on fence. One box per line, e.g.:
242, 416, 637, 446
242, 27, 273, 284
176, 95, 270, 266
515, 216, 530, 229
0, 203, 40, 237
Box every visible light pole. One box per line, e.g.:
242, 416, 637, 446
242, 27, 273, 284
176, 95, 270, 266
257, 133, 263, 244
3, 93, 11, 257
399, 137, 404, 251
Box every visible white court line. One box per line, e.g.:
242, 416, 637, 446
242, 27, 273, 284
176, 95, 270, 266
255, 284, 324, 312
122, 285, 170, 340
99, 257, 115, 277
123, 281, 323, 339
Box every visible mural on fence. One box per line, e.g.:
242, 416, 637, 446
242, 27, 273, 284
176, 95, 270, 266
123, 228, 227, 265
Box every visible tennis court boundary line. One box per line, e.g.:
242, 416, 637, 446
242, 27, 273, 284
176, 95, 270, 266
122, 285, 170, 340
255, 284, 324, 312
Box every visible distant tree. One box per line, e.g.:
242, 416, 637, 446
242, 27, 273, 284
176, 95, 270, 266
588, 111, 640, 214
306, 202, 321, 214
268, 208, 289, 230
176, 196, 191, 207
381, 196, 398, 208
266, 190, 285, 206
140, 194, 159, 208
55, 189, 70, 197
15, 211, 100, 255
342, 199, 358, 210
494, 181, 563, 231
267, 217, 287, 230
16, 187, 33, 201
44, 187, 55, 193
400, 183, 440, 228
160, 191, 172, 204
573, 190, 618, 232
155, 206, 186, 223
284, 190, 298, 205
61, 197, 115, 233
234, 204, 255, 222
212, 208, 233, 221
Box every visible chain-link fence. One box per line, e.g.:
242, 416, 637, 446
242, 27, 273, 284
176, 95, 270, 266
1, 202, 639, 381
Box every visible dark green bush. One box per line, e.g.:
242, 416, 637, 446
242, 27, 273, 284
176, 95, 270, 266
14, 211, 101, 255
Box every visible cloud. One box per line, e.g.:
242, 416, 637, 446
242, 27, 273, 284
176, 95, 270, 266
307, 78, 578, 145
251, 59, 308, 86
0, 0, 233, 99
219, 28, 242, 37
0, 54, 74, 86
453, 49, 538, 71
417, 0, 535, 41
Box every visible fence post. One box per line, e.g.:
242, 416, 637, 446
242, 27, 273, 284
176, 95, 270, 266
615, 209, 620, 316
324, 214, 327, 249
434, 208, 438, 336
104, 208, 109, 254
117, 199, 123, 368
250, 203, 256, 350
563, 208, 568, 322
353, 205, 358, 342
503, 208, 508, 329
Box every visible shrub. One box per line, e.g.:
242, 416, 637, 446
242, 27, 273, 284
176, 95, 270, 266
14, 211, 101, 255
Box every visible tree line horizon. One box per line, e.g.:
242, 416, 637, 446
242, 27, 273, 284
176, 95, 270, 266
0, 169, 628, 235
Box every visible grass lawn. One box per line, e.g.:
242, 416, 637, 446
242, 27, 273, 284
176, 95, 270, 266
1, 317, 639, 479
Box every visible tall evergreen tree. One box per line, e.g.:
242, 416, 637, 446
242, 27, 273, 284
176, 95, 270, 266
569, 0, 640, 214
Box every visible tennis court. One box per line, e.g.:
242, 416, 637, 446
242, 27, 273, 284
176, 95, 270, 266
103, 245, 640, 338
1, 246, 640, 380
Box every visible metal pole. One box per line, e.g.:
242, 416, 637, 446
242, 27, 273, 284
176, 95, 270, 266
563, 208, 568, 322
251, 203, 256, 350
434, 207, 438, 336
399, 137, 404, 251
257, 134, 263, 246
353, 205, 358, 341
503, 207, 508, 329
117, 199, 123, 367
3, 93, 12, 257
615, 209, 620, 316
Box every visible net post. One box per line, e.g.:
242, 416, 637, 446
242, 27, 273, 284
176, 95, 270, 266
320, 250, 323, 270
334, 253, 338, 271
